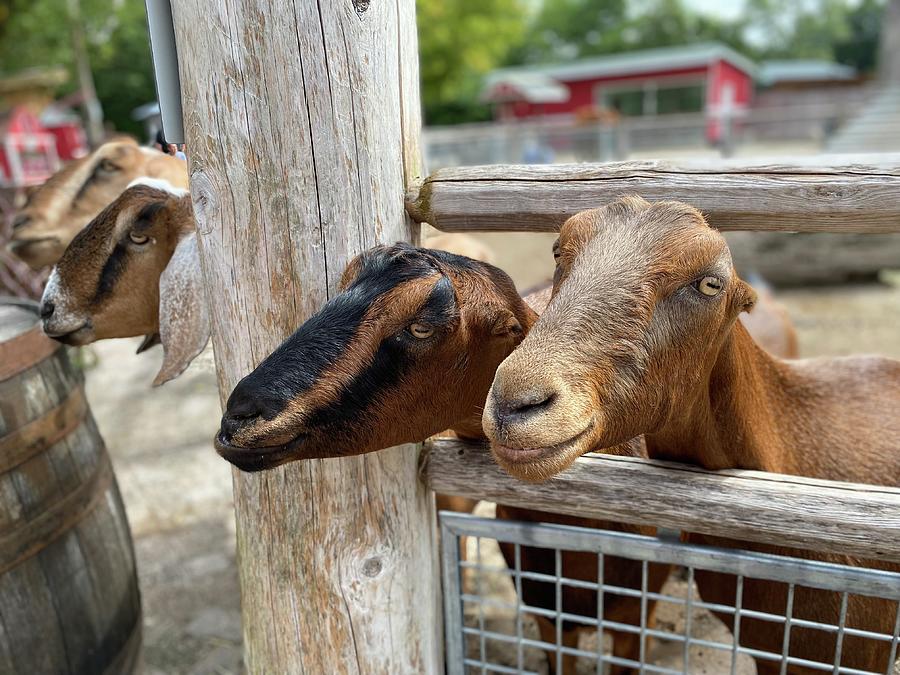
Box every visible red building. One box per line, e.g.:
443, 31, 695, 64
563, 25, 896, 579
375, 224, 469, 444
41, 105, 89, 162
482, 43, 755, 142
0, 106, 60, 188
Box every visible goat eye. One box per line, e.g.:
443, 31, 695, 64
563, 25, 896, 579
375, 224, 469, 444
694, 276, 723, 297
129, 231, 150, 245
98, 159, 119, 173
552, 239, 561, 260
408, 322, 434, 339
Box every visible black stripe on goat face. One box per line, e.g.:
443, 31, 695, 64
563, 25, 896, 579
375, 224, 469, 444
215, 245, 465, 470
91, 200, 165, 304
42, 186, 178, 343
305, 274, 457, 432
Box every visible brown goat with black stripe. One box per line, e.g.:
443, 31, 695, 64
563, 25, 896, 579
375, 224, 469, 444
215, 243, 798, 673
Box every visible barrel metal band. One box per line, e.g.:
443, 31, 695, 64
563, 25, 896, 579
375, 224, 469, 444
102, 615, 143, 675
0, 455, 115, 576
0, 325, 61, 382
0, 387, 89, 474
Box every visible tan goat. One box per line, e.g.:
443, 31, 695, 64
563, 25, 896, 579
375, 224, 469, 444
7, 138, 188, 269
484, 196, 900, 674
40, 179, 206, 385
38, 180, 496, 386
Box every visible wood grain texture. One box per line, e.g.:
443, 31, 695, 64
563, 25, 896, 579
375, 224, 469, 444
171, 2, 440, 673
0, 387, 87, 473
423, 438, 900, 563
0, 302, 140, 674
408, 155, 900, 233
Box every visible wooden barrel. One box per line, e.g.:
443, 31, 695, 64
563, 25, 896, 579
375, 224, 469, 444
0, 299, 141, 674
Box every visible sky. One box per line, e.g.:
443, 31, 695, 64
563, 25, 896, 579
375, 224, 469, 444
684, 0, 747, 20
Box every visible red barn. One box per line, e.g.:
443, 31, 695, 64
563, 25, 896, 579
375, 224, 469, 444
0, 106, 60, 188
41, 105, 89, 162
482, 43, 755, 142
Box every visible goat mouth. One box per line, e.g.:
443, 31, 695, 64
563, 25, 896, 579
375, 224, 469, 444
491, 420, 595, 467
44, 323, 93, 345
214, 432, 307, 472
7, 236, 58, 252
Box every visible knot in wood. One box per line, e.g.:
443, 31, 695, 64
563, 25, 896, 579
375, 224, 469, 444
362, 556, 383, 578
188, 170, 218, 234
352, 0, 369, 16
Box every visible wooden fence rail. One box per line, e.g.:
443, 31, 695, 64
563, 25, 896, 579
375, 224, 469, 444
407, 155, 900, 234
423, 438, 900, 564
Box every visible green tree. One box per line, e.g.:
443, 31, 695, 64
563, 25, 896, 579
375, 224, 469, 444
0, 0, 155, 137
833, 0, 885, 73
506, 0, 627, 63
417, 0, 528, 124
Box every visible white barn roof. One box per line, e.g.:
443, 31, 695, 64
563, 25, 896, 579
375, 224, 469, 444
482, 42, 757, 103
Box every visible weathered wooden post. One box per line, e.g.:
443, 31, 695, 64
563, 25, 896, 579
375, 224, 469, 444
169, 2, 441, 672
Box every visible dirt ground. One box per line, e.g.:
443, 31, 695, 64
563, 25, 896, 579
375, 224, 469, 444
83, 231, 900, 674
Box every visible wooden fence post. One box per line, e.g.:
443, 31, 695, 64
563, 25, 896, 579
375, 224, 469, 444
170, 2, 441, 672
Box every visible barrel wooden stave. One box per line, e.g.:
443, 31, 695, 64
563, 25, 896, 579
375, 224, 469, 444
0, 302, 141, 675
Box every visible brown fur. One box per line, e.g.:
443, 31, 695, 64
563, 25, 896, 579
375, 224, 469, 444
220, 248, 534, 460
218, 242, 800, 674
484, 196, 900, 673
218, 245, 668, 673
8, 139, 188, 269
42, 184, 194, 344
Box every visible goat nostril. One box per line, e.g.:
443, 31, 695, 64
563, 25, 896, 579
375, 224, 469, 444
40, 301, 55, 320
497, 390, 556, 425
11, 214, 30, 230
221, 412, 256, 441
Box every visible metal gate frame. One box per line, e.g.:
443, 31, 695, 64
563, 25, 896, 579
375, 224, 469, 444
440, 512, 900, 675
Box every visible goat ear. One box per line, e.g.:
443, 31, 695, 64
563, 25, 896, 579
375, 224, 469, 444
153, 232, 210, 386
490, 308, 523, 338
338, 253, 365, 291
735, 279, 758, 314
136, 333, 161, 354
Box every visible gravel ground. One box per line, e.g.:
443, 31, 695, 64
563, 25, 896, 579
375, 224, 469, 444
82, 234, 900, 674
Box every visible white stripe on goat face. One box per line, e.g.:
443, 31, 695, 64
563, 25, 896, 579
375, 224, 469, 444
127, 176, 189, 197
41, 266, 88, 335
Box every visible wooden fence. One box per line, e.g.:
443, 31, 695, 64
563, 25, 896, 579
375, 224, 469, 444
169, 0, 900, 670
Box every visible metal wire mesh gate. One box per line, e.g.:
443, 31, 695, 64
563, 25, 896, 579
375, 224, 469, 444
440, 512, 900, 675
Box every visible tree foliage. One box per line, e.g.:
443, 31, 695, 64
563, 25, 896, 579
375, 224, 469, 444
0, 0, 154, 137
417, 0, 528, 124
0, 0, 890, 130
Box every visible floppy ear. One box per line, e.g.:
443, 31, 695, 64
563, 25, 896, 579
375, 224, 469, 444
136, 333, 161, 354
153, 232, 210, 385
338, 253, 366, 291
490, 307, 523, 338
734, 278, 758, 315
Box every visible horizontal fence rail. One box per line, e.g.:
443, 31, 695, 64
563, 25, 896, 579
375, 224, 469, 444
422, 438, 900, 564
406, 154, 900, 234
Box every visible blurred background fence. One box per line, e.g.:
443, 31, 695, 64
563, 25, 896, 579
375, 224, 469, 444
424, 89, 880, 170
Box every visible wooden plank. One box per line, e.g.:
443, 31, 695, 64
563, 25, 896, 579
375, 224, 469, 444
0, 324, 60, 382
0, 356, 57, 436
0, 458, 114, 576
423, 438, 900, 564
171, 1, 440, 673
0, 559, 70, 673
407, 155, 900, 233
37, 532, 104, 673
0, 388, 88, 473
0, 607, 17, 675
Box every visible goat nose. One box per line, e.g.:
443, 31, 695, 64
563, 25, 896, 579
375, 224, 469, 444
40, 301, 55, 320
493, 388, 556, 428
11, 214, 30, 230
220, 402, 261, 441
